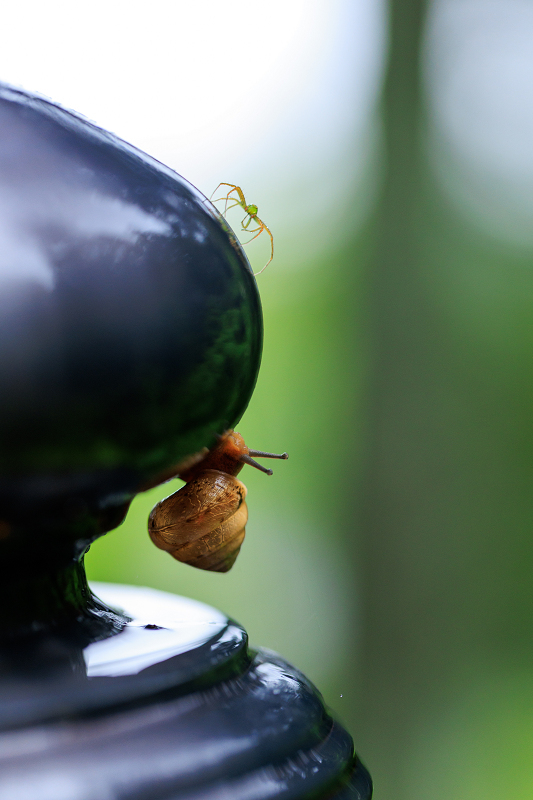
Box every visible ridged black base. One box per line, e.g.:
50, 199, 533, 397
0, 584, 371, 800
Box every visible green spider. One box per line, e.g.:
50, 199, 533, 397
211, 183, 274, 275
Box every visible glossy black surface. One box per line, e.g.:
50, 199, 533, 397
0, 585, 372, 800
0, 83, 262, 521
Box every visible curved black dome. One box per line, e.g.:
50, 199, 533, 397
0, 84, 262, 520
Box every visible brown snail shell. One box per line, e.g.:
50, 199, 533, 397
148, 431, 287, 573
149, 470, 248, 573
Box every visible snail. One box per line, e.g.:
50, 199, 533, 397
148, 431, 288, 572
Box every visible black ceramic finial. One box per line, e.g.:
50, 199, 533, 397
0, 85, 372, 799
0, 83, 262, 634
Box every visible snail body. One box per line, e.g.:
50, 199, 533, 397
148, 431, 287, 573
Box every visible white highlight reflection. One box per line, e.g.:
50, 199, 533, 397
84, 584, 227, 678
0, 189, 171, 291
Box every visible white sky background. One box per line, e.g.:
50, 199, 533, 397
0, 0, 385, 273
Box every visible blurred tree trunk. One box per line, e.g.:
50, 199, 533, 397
357, 0, 533, 797
358, 0, 473, 796
357, 1, 430, 793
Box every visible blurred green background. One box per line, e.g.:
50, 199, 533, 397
7, 0, 533, 796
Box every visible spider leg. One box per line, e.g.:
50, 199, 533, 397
240, 224, 264, 244
212, 196, 240, 206
243, 216, 266, 241
212, 184, 247, 215
210, 183, 244, 203
241, 214, 255, 230
253, 220, 274, 275
224, 200, 243, 214
212, 197, 242, 209
212, 196, 244, 217
210, 183, 223, 201
224, 183, 244, 215
224, 187, 245, 214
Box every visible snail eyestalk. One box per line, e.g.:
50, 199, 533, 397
240, 455, 273, 475
241, 448, 289, 475
247, 449, 289, 460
